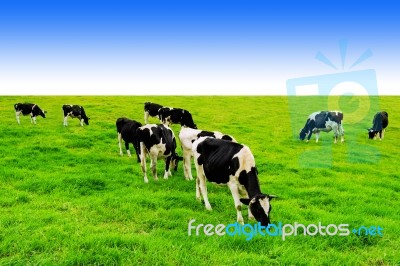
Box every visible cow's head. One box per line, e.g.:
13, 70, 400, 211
170, 154, 183, 171
240, 194, 277, 226
83, 116, 90, 125
368, 128, 377, 139
299, 128, 309, 141
40, 109, 47, 118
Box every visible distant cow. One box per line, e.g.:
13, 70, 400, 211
116, 118, 143, 162
299, 111, 344, 143
144, 102, 164, 124
192, 137, 276, 226
368, 111, 389, 140
179, 127, 236, 181
14, 103, 46, 125
63, 105, 90, 126
158, 107, 197, 129
137, 124, 183, 183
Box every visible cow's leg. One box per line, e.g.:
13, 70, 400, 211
227, 180, 245, 225
63, 116, 68, 126
164, 157, 171, 179
306, 131, 312, 142
80, 118, 84, 126
195, 176, 201, 201
118, 133, 123, 156
125, 142, 131, 157
133, 139, 141, 163
315, 132, 320, 143
16, 112, 21, 124
199, 175, 212, 210
183, 149, 193, 180
379, 130, 383, 141
332, 126, 338, 144
238, 185, 253, 220
382, 129, 385, 140
139, 143, 149, 183
150, 154, 158, 181
32, 116, 37, 125
144, 111, 149, 124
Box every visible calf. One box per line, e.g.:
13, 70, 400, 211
63, 105, 90, 126
368, 111, 389, 140
158, 107, 197, 129
137, 124, 183, 183
192, 137, 276, 226
14, 103, 46, 124
179, 127, 236, 181
116, 118, 143, 162
299, 111, 344, 143
144, 102, 164, 124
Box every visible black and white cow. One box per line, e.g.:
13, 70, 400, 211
192, 137, 276, 226
368, 111, 389, 140
299, 111, 344, 143
63, 105, 90, 126
14, 103, 46, 125
158, 107, 197, 129
179, 127, 236, 181
116, 118, 143, 162
137, 124, 183, 183
144, 102, 164, 124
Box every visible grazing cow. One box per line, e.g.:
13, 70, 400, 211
368, 111, 389, 140
63, 105, 90, 126
158, 107, 197, 129
116, 118, 143, 162
137, 124, 183, 183
14, 103, 46, 125
179, 127, 236, 181
299, 111, 344, 143
144, 102, 164, 124
192, 137, 276, 226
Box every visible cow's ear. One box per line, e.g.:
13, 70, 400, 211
240, 198, 251, 205
267, 194, 278, 200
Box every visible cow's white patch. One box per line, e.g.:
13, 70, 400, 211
232, 146, 255, 175
258, 197, 270, 217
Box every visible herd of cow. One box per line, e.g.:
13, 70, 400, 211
13, 102, 389, 226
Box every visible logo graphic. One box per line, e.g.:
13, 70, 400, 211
286, 40, 380, 168
188, 219, 383, 241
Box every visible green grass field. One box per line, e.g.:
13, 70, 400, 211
0, 96, 399, 265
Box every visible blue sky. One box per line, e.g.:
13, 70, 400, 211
0, 0, 398, 95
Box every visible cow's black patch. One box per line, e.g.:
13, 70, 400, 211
196, 138, 243, 184
197, 131, 216, 138
144, 102, 163, 117
116, 117, 142, 162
